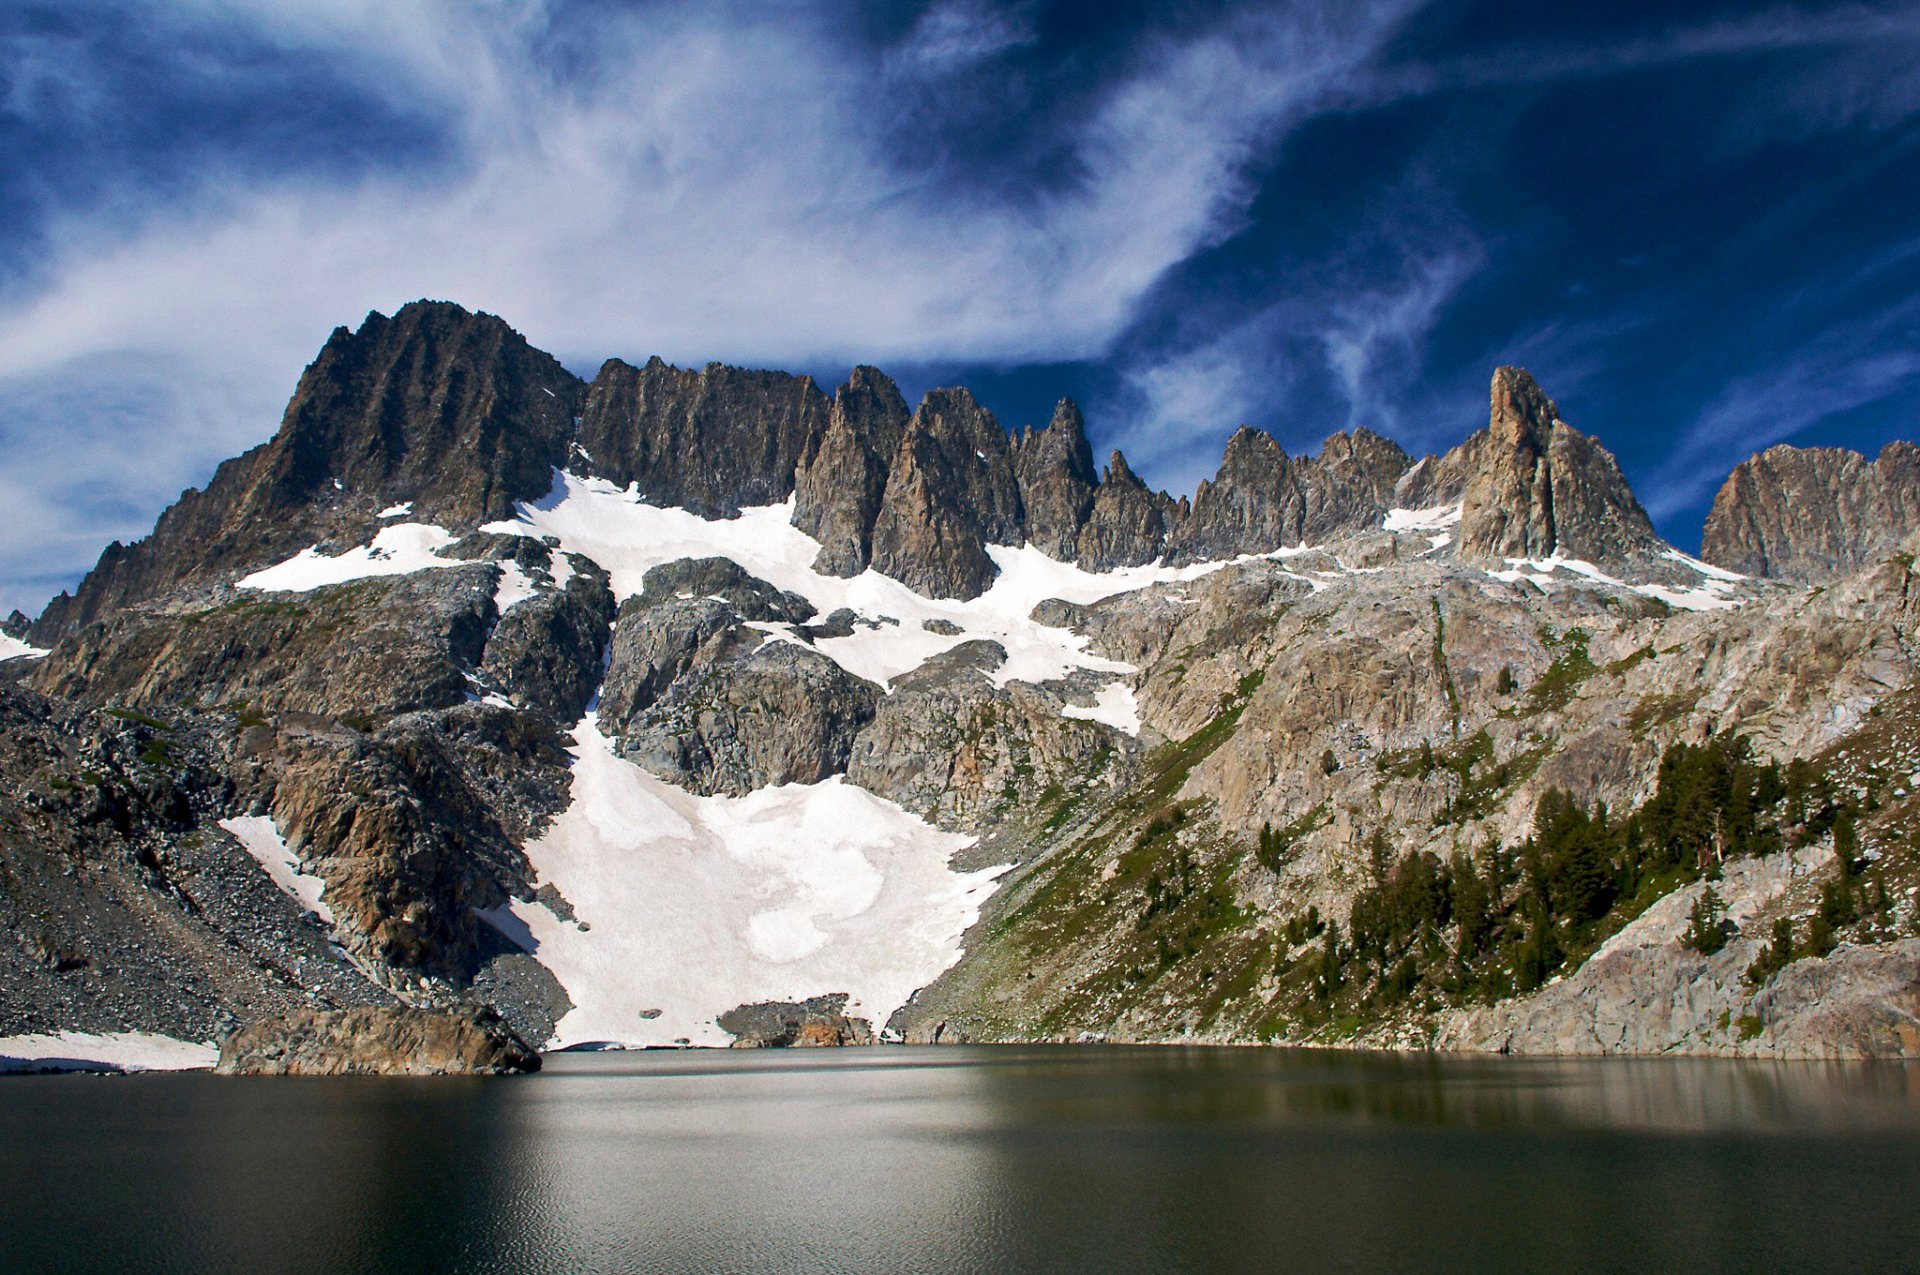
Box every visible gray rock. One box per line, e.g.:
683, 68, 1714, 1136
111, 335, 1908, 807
1702, 441, 1920, 581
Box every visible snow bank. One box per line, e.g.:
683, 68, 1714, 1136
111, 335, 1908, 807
1064, 681, 1142, 736
481, 713, 1008, 1048
237, 523, 461, 592
1489, 552, 1741, 612
484, 470, 1301, 692
0, 1031, 218, 1073
0, 632, 49, 661
1383, 503, 1463, 533
219, 815, 334, 924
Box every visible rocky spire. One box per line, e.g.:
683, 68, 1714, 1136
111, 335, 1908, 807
867, 389, 1025, 599
575, 357, 830, 517
1294, 428, 1413, 541
1014, 399, 1099, 560
33, 300, 582, 642
792, 367, 911, 576
1077, 451, 1182, 569
1167, 427, 1304, 564
1702, 441, 1920, 581
1448, 367, 1663, 567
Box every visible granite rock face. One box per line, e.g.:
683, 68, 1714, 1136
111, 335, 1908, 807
216, 1005, 539, 1075
1014, 400, 1100, 560
792, 367, 911, 576
1702, 441, 1920, 581
1076, 452, 1182, 569
869, 389, 1025, 599
576, 357, 830, 516
1449, 367, 1664, 567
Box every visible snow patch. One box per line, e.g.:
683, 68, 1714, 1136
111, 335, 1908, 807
1488, 553, 1741, 612
1063, 681, 1142, 736
0, 1031, 218, 1073
377, 502, 413, 519
0, 632, 49, 661
492, 560, 539, 615
1383, 503, 1463, 533
483, 471, 1293, 691
237, 523, 461, 592
481, 713, 1007, 1048
219, 815, 334, 924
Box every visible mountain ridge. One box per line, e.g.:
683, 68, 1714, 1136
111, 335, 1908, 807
5, 297, 1918, 1067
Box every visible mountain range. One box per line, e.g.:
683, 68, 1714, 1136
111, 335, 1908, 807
3, 299, 1917, 1070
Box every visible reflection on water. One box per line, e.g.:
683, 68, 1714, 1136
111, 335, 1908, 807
3, 1047, 1916, 1274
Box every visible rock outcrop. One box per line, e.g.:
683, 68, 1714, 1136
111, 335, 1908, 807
1702, 441, 1920, 581
1446, 367, 1664, 567
215, 1005, 540, 1075
1076, 452, 1182, 569
869, 389, 1025, 599
716, 994, 874, 1047
792, 367, 911, 576
33, 302, 582, 643
575, 357, 829, 517
1014, 400, 1099, 560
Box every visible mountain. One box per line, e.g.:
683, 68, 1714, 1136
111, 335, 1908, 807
1702, 441, 1920, 582
4, 299, 1917, 1070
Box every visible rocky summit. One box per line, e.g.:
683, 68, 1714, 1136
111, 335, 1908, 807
3, 298, 1918, 1073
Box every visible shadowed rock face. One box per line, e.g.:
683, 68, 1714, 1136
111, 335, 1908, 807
1169, 427, 1303, 564
1077, 452, 1181, 570
869, 388, 1026, 599
575, 357, 830, 517
1703, 442, 1920, 582
33, 301, 584, 644
1014, 400, 1099, 560
792, 367, 911, 576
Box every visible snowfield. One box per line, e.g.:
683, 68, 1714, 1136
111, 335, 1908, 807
1489, 551, 1743, 612
0, 632, 48, 661
481, 713, 1008, 1048
484, 470, 1278, 690
219, 815, 334, 924
237, 522, 461, 591
0, 1031, 218, 1073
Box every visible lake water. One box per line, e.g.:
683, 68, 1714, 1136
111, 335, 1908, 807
3, 1046, 1917, 1273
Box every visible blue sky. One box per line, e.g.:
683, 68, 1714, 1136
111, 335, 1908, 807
1, 0, 1917, 613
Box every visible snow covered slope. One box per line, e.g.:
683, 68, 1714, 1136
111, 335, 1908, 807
482, 713, 1007, 1048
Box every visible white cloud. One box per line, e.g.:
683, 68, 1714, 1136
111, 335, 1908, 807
0, 0, 1419, 611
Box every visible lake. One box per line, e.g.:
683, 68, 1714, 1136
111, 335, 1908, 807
3, 1046, 1917, 1273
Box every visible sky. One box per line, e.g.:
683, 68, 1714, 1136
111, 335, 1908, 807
1, 0, 1917, 614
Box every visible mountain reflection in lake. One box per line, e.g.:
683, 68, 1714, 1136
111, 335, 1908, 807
3, 1046, 1916, 1274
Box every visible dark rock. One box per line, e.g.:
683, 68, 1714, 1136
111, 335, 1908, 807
34, 301, 582, 644
1702, 441, 1920, 581
637, 557, 815, 623
575, 357, 828, 517
32, 567, 500, 719
793, 367, 910, 576
1014, 399, 1098, 559
614, 640, 880, 796
480, 554, 617, 723
716, 994, 873, 1047
216, 1005, 540, 1075
1293, 428, 1412, 541
869, 389, 1024, 599
1168, 427, 1303, 563
1076, 451, 1181, 569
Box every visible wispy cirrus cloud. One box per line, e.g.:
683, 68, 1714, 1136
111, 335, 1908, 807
0, 0, 1421, 611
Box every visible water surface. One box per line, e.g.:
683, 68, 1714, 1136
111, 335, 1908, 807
3, 1046, 1917, 1273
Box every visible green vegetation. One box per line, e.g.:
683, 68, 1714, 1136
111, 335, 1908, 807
1269, 732, 1868, 1032
1507, 626, 1596, 716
